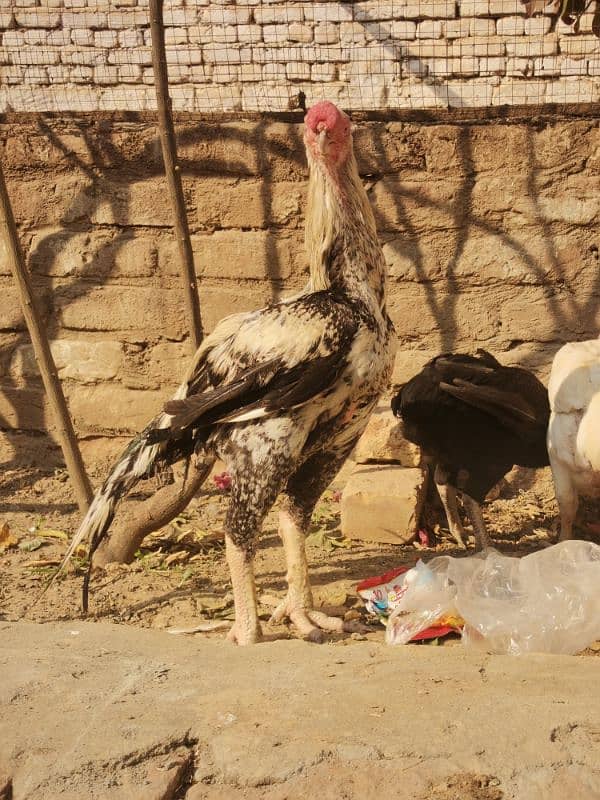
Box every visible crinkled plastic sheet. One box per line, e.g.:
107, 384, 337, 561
386, 541, 600, 655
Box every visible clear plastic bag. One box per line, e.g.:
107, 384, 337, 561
386, 540, 600, 655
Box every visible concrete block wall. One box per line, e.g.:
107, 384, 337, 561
1, 114, 599, 443
1, 1, 600, 112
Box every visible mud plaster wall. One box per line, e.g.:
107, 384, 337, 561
1, 113, 599, 444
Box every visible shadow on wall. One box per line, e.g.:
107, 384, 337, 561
0, 116, 307, 497
368, 123, 600, 363
1, 114, 600, 500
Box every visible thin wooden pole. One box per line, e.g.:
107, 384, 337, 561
0, 159, 93, 514
149, 0, 203, 352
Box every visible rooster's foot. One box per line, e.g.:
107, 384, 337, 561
227, 620, 263, 646
270, 598, 370, 643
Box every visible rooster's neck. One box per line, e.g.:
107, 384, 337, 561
305, 150, 387, 309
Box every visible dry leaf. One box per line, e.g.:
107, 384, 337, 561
167, 621, 229, 635
18, 537, 45, 552
164, 551, 190, 566
37, 529, 69, 540
0, 521, 18, 552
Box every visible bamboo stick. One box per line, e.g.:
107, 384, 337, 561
0, 159, 93, 514
149, 0, 204, 352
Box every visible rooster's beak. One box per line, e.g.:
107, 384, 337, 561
318, 129, 328, 154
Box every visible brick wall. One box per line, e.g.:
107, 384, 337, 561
2, 1, 600, 112
1, 114, 599, 442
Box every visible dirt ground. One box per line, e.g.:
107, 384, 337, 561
1, 431, 600, 799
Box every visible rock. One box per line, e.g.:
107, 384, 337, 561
513, 765, 600, 800
55, 286, 187, 340
353, 402, 421, 466
66, 384, 166, 435
0, 288, 48, 331
11, 340, 123, 384
341, 464, 428, 544
391, 349, 437, 385
190, 230, 300, 281
122, 748, 192, 800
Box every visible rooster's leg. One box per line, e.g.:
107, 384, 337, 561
270, 507, 367, 642
270, 449, 368, 642
434, 465, 466, 548
550, 460, 578, 541
225, 534, 262, 645
462, 494, 491, 550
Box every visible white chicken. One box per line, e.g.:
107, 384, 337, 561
547, 337, 600, 540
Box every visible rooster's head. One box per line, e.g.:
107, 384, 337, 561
304, 101, 352, 168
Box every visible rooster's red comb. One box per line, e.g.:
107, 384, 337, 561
304, 101, 345, 133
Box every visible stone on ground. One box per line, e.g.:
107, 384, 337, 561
353, 401, 421, 466
341, 464, 428, 544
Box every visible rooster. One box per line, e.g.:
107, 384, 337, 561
392, 351, 550, 549
547, 338, 600, 540
51, 102, 396, 645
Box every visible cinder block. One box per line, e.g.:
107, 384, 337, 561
65, 47, 113, 66
23, 65, 49, 84
341, 464, 428, 545
417, 20, 443, 39
287, 61, 311, 80
71, 28, 94, 46
311, 61, 337, 81
390, 21, 417, 40
460, 0, 490, 15
354, 403, 421, 466
201, 6, 252, 25
94, 30, 118, 48
2, 31, 25, 47
340, 22, 367, 44
506, 36, 558, 57
62, 11, 107, 28
253, 5, 303, 24
560, 57, 587, 75
560, 36, 600, 56
445, 19, 471, 38
288, 23, 313, 43
314, 22, 340, 44
107, 10, 150, 29
479, 56, 506, 75
14, 9, 60, 27
10, 47, 60, 65
308, 3, 353, 22
263, 62, 286, 80
496, 15, 525, 35
535, 55, 561, 76
237, 24, 263, 44
544, 76, 596, 103
488, 0, 520, 12
524, 16, 552, 35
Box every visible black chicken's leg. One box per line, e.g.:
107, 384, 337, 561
434, 464, 467, 548
462, 494, 491, 550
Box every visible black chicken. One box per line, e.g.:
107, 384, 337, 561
391, 351, 550, 549
49, 102, 396, 645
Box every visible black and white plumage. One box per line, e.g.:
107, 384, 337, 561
392, 350, 550, 549
52, 101, 396, 644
